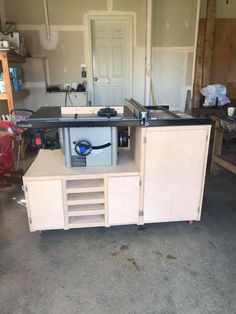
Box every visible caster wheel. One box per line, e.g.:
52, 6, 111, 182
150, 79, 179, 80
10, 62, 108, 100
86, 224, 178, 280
36, 230, 43, 235
188, 220, 193, 225
138, 225, 145, 231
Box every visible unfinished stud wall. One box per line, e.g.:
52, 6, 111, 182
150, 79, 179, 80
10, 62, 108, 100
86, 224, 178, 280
3, 0, 147, 110
0, 0, 6, 27
151, 0, 198, 111
211, 0, 236, 101
195, 0, 236, 105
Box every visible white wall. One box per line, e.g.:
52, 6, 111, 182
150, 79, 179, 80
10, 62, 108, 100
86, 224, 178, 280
4, 0, 146, 110
14, 88, 88, 111
216, 0, 236, 18
201, 0, 236, 19
151, 0, 198, 111
152, 49, 193, 111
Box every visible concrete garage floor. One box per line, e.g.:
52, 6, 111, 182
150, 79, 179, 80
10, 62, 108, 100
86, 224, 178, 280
0, 173, 235, 314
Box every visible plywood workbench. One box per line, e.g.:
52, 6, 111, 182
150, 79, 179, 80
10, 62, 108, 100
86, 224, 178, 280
23, 125, 211, 232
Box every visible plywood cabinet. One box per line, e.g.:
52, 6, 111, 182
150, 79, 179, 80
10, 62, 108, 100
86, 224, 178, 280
143, 126, 210, 223
23, 124, 210, 232
24, 179, 64, 231
23, 150, 140, 231
108, 175, 140, 225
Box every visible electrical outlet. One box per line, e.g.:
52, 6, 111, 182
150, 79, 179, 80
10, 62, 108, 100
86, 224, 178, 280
63, 83, 72, 90
71, 82, 77, 90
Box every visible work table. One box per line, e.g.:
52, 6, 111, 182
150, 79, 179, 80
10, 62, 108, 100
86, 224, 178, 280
23, 123, 211, 232
210, 114, 236, 175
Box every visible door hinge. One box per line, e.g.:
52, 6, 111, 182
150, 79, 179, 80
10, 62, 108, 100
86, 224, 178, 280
139, 180, 142, 187
24, 185, 28, 192
139, 210, 144, 217
197, 206, 200, 213
29, 217, 32, 224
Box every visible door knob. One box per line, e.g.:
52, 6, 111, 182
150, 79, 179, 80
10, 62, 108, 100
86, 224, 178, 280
93, 77, 98, 81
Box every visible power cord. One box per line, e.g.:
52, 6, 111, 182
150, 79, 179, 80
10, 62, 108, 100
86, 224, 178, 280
65, 90, 68, 107
64, 85, 74, 106
68, 91, 74, 106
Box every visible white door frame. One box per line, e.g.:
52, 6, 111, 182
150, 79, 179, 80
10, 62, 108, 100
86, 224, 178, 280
145, 0, 153, 106
191, 0, 201, 98
85, 14, 133, 105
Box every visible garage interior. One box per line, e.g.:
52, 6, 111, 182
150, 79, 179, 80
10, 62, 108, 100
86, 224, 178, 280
0, 1, 235, 314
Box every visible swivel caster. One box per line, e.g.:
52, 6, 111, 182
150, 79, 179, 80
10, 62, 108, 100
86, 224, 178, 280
138, 225, 146, 231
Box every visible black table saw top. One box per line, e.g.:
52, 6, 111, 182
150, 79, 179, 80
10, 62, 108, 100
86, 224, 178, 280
17, 103, 211, 129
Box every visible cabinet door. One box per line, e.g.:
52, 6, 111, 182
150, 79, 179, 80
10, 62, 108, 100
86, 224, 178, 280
144, 127, 209, 223
144, 131, 173, 222
108, 176, 139, 225
25, 180, 64, 231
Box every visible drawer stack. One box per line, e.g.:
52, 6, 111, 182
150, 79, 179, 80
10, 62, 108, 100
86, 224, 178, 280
64, 177, 106, 228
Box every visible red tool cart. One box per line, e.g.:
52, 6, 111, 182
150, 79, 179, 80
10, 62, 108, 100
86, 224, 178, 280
0, 120, 23, 188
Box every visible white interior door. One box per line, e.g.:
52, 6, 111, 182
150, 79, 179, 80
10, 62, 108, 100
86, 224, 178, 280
91, 20, 132, 105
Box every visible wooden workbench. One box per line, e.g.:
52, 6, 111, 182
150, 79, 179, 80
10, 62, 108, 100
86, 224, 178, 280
210, 114, 236, 175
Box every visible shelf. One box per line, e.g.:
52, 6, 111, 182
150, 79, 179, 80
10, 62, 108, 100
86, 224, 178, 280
0, 51, 26, 63
67, 192, 104, 205
68, 203, 105, 212
0, 90, 30, 101
68, 209, 105, 217
66, 186, 105, 193
0, 51, 27, 112
0, 93, 7, 100
66, 178, 104, 189
68, 214, 105, 228
66, 178, 104, 193
8, 53, 26, 63
13, 89, 30, 100
67, 191, 104, 201
25, 149, 140, 178
68, 203, 105, 216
